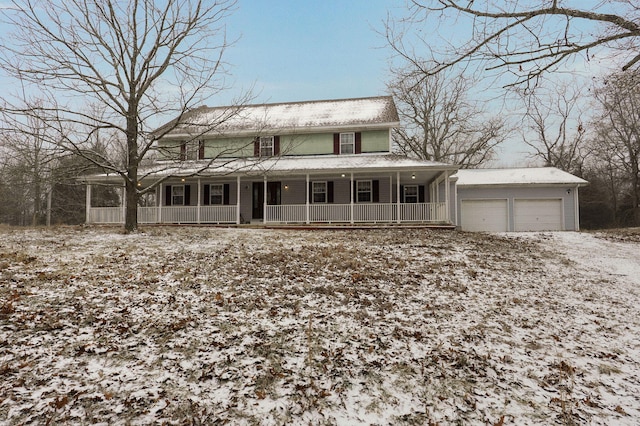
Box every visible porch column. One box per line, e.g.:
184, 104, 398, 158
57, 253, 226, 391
197, 178, 201, 224
574, 186, 580, 231
396, 171, 401, 224
305, 174, 310, 224
158, 183, 163, 223
236, 176, 241, 225
453, 178, 459, 226
263, 176, 267, 223
350, 172, 354, 224
444, 171, 450, 223
121, 186, 126, 224
85, 183, 92, 224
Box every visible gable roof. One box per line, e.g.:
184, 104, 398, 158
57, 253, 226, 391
157, 96, 399, 137
454, 167, 588, 187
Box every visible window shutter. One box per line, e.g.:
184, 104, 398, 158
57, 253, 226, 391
333, 133, 340, 154
308, 182, 313, 203
373, 180, 379, 203
223, 184, 230, 205
253, 137, 260, 157
165, 185, 172, 206
353, 181, 357, 202
203, 184, 210, 205
419, 185, 425, 203
180, 143, 186, 161
328, 181, 334, 203
400, 185, 404, 203
274, 136, 280, 155
355, 132, 362, 154
184, 185, 191, 206
198, 140, 205, 160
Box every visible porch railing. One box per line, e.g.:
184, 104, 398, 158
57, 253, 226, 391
309, 204, 351, 223
89, 207, 123, 224
88, 206, 238, 224
87, 202, 448, 225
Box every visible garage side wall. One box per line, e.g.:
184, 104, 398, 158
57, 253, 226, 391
457, 186, 579, 231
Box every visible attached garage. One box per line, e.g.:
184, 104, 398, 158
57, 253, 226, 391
514, 199, 563, 231
461, 199, 508, 232
454, 167, 588, 232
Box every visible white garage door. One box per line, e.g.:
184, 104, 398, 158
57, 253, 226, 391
514, 199, 563, 231
461, 199, 508, 232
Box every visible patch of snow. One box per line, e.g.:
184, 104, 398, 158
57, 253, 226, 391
455, 167, 587, 186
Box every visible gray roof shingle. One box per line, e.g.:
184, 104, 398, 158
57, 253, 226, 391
157, 96, 399, 136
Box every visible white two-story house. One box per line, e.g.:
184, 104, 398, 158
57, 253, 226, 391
84, 96, 458, 225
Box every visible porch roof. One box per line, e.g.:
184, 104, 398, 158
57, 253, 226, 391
155, 96, 400, 137
85, 154, 457, 183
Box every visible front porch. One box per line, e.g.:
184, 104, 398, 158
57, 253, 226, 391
87, 202, 449, 225
86, 169, 455, 225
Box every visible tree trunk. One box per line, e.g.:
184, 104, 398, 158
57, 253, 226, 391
124, 104, 139, 233
124, 178, 138, 233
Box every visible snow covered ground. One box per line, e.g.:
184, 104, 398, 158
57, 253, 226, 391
0, 226, 639, 425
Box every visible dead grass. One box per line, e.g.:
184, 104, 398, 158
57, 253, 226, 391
0, 226, 638, 424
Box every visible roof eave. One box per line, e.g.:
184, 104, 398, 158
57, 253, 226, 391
458, 182, 588, 188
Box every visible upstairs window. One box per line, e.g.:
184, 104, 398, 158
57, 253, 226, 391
340, 132, 355, 154
260, 136, 274, 157
180, 140, 203, 160
254, 136, 280, 157
334, 132, 361, 155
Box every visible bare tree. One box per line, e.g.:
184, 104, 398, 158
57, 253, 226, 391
518, 82, 586, 173
589, 70, 640, 225
388, 65, 506, 167
0, 0, 245, 232
386, 1, 640, 87
0, 109, 62, 226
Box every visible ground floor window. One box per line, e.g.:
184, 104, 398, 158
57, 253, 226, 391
357, 180, 372, 203
403, 185, 418, 203
171, 185, 185, 206
209, 184, 224, 205
312, 181, 327, 203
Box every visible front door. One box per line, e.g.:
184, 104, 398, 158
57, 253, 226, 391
252, 182, 281, 220
252, 182, 264, 219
